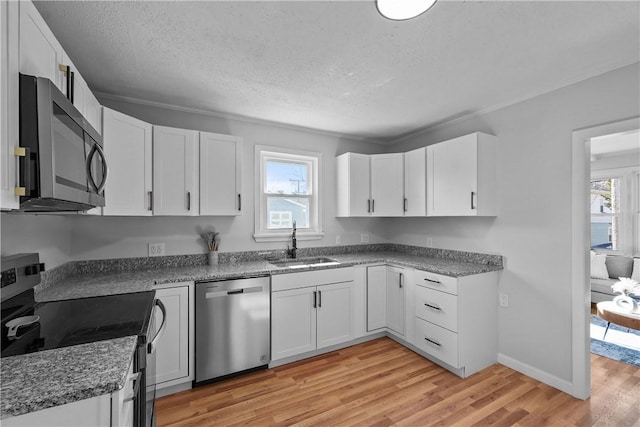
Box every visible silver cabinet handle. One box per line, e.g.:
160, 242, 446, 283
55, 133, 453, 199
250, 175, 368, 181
424, 337, 441, 347
367, 199, 371, 213
424, 278, 442, 284
187, 191, 191, 211
313, 291, 317, 308
399, 273, 403, 288
424, 302, 441, 311
238, 194, 241, 211
148, 191, 153, 211
123, 372, 141, 402
403, 197, 407, 212
318, 290, 322, 308
471, 191, 476, 210
372, 199, 375, 213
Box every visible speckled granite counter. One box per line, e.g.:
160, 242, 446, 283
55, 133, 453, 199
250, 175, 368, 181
1, 336, 137, 419
36, 249, 502, 302
7, 244, 501, 419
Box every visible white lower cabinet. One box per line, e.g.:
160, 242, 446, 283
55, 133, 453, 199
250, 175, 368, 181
411, 269, 498, 378
153, 282, 194, 389
366, 265, 406, 336
271, 268, 355, 361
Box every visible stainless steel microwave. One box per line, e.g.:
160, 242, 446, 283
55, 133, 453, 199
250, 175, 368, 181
18, 74, 107, 212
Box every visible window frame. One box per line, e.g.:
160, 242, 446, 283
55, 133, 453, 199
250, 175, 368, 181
590, 167, 640, 256
254, 146, 323, 242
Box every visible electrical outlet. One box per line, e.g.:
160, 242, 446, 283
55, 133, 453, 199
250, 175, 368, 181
426, 237, 433, 247
360, 233, 370, 243
335, 235, 341, 245
148, 242, 165, 257
499, 293, 509, 308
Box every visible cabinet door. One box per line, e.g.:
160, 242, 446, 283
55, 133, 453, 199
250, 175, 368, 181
366, 265, 387, 331
153, 126, 199, 216
272, 287, 317, 360
386, 266, 405, 336
316, 281, 354, 349
153, 286, 190, 385
427, 134, 477, 216
403, 147, 427, 216
370, 153, 404, 217
102, 108, 153, 216
1, 0, 19, 210
199, 132, 242, 215
336, 152, 370, 217
19, 0, 64, 90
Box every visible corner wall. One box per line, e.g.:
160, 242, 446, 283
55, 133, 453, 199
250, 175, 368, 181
386, 62, 640, 387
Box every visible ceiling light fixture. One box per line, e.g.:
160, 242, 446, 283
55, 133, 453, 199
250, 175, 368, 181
376, 0, 437, 21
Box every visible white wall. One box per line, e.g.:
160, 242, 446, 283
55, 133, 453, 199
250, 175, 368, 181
60, 99, 387, 262
387, 62, 640, 385
1, 213, 72, 269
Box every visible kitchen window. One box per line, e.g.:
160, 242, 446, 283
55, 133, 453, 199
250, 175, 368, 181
590, 168, 640, 255
254, 147, 323, 242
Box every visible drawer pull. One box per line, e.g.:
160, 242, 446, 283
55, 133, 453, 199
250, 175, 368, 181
424, 303, 441, 311
424, 278, 442, 284
424, 337, 441, 347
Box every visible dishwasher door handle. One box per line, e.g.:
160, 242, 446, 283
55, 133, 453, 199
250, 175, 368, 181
205, 286, 264, 298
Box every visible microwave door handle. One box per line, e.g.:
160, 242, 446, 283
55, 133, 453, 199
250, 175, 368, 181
94, 143, 108, 194
86, 143, 109, 194
148, 299, 167, 354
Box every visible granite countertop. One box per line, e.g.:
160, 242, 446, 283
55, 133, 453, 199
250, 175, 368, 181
7, 246, 501, 420
36, 251, 502, 302
1, 336, 138, 419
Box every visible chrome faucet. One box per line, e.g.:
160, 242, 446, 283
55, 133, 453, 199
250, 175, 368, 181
287, 220, 297, 259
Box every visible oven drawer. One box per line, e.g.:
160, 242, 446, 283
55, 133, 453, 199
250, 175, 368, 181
415, 285, 458, 332
414, 317, 459, 368
414, 270, 457, 295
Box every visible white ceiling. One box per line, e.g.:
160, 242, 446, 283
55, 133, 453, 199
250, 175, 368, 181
34, 0, 640, 143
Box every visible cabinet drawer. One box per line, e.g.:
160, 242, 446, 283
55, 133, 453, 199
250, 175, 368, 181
414, 270, 457, 295
415, 285, 458, 332
414, 317, 459, 368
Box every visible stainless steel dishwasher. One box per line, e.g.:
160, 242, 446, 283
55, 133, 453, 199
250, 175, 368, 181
194, 276, 270, 385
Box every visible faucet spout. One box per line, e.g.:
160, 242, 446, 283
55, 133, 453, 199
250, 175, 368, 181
287, 220, 297, 259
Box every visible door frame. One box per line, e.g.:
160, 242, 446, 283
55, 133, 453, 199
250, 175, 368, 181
570, 116, 640, 399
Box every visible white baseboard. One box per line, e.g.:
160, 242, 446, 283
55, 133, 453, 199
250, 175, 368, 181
498, 353, 573, 396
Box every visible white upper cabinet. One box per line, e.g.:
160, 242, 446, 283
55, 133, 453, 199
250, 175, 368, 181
153, 126, 199, 216
336, 152, 404, 217
403, 147, 427, 216
370, 153, 404, 216
336, 152, 370, 217
19, 0, 64, 90
199, 132, 242, 216
427, 132, 497, 217
102, 108, 153, 216
64, 59, 102, 134
1, 0, 20, 210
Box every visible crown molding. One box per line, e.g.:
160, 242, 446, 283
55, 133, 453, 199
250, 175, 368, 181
95, 91, 388, 146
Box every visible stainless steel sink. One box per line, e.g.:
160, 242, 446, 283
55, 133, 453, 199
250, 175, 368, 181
268, 257, 340, 268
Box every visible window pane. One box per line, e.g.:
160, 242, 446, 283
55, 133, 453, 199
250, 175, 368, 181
265, 161, 310, 195
590, 178, 620, 250
267, 197, 310, 229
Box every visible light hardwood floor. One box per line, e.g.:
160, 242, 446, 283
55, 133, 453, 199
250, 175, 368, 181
156, 337, 640, 426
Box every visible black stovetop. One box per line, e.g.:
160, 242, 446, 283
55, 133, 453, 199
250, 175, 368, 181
1, 291, 155, 358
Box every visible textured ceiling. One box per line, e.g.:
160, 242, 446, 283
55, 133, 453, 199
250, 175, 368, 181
34, 1, 640, 143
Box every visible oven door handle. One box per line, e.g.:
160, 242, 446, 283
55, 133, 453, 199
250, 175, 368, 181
148, 299, 167, 354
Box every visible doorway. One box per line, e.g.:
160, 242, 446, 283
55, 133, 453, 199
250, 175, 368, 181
571, 117, 640, 399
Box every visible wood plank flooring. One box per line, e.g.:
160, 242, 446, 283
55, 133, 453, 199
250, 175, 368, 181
156, 337, 640, 426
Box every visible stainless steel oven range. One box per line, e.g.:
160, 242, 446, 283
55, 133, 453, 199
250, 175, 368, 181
1, 253, 165, 427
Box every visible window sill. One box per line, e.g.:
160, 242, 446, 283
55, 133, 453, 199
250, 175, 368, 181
253, 231, 324, 243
